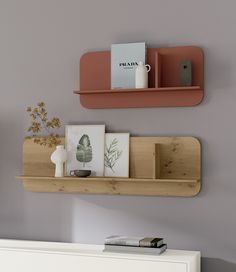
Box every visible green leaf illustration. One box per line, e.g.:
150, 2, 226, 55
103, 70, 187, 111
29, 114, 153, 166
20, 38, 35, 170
104, 138, 122, 172
76, 134, 92, 167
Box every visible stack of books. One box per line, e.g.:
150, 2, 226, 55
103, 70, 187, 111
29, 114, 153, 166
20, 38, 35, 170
103, 236, 167, 255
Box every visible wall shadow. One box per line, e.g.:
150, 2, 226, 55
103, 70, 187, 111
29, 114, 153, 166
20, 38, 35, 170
202, 257, 236, 272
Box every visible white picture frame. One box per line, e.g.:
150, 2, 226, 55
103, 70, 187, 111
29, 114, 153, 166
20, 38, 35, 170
65, 125, 105, 176
104, 133, 130, 177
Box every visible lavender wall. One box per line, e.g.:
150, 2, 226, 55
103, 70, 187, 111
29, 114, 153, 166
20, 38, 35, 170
0, 0, 236, 270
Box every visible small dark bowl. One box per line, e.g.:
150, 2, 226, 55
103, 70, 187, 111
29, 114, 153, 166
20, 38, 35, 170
70, 169, 91, 177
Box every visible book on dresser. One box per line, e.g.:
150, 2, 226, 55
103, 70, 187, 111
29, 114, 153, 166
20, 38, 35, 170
105, 236, 164, 247
103, 244, 167, 255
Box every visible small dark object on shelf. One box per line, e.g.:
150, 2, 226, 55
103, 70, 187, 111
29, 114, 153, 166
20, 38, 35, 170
70, 170, 91, 177
180, 60, 192, 86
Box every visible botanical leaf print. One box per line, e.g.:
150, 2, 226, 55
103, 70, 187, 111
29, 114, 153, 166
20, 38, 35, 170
76, 134, 93, 167
104, 138, 122, 172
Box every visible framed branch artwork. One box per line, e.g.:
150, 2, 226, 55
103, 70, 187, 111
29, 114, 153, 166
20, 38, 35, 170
65, 125, 105, 176
104, 133, 130, 177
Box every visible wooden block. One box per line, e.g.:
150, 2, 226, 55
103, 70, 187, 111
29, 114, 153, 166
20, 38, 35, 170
129, 137, 200, 180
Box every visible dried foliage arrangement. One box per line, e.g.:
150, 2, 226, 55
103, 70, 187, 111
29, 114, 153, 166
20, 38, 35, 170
26, 101, 61, 147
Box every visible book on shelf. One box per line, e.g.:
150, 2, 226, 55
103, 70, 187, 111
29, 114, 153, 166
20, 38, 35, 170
103, 244, 167, 255
105, 236, 163, 248
111, 42, 146, 89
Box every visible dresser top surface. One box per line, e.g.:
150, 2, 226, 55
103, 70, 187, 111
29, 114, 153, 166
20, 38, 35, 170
0, 239, 200, 262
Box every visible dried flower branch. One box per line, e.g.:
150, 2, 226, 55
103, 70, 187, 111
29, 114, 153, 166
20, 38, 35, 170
26, 101, 61, 148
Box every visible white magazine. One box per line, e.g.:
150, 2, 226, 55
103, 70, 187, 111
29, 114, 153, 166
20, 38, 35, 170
111, 42, 146, 89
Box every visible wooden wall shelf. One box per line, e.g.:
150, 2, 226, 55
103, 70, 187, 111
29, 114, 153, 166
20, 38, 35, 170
16, 176, 199, 196
74, 46, 204, 109
17, 137, 201, 197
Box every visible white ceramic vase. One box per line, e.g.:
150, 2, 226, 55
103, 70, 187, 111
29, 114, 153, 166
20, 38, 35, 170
50, 145, 67, 177
135, 61, 151, 88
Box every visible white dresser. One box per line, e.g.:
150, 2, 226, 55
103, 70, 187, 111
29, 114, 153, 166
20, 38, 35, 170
0, 239, 200, 272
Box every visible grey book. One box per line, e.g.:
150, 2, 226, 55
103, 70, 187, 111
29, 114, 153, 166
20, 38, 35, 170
111, 42, 146, 89
105, 236, 163, 247
103, 244, 167, 255
139, 237, 163, 248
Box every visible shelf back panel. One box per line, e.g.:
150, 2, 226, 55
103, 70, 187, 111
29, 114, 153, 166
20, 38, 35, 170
78, 46, 204, 108
23, 137, 200, 179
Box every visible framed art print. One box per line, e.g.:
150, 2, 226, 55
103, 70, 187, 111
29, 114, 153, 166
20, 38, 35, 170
104, 133, 130, 177
65, 125, 105, 176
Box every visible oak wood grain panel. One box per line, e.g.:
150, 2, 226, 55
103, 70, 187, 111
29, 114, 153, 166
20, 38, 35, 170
19, 178, 200, 196
19, 136, 201, 196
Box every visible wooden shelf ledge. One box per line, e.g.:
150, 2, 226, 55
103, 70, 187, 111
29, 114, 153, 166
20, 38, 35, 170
74, 86, 201, 95
16, 176, 200, 196
16, 176, 199, 183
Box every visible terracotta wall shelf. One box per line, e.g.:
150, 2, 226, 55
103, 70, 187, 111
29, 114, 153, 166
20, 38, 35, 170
16, 136, 201, 197
74, 46, 204, 109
